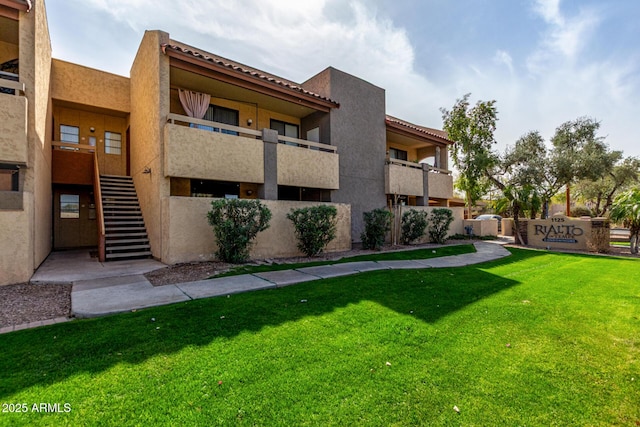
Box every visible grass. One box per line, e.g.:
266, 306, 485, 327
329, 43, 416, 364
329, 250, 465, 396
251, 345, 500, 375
611, 241, 630, 247
0, 248, 638, 426
215, 243, 476, 277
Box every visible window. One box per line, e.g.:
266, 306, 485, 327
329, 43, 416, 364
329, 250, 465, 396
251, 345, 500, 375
270, 119, 299, 144
60, 125, 79, 150
278, 185, 331, 202
0, 164, 19, 192
389, 147, 408, 161
201, 105, 239, 135
190, 179, 240, 198
60, 194, 80, 219
105, 131, 122, 155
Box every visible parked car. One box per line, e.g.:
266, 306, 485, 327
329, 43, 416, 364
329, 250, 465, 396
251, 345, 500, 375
475, 214, 503, 233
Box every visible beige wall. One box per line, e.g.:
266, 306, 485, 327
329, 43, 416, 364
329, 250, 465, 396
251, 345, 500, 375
161, 197, 351, 264
53, 105, 128, 175
277, 143, 339, 189
0, 94, 27, 163
164, 123, 264, 183
385, 163, 423, 197
51, 59, 130, 113
0, 40, 19, 63
464, 219, 498, 237
0, 195, 31, 285
427, 171, 453, 200
130, 30, 172, 261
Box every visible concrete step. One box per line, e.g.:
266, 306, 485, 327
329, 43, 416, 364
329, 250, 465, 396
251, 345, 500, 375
105, 238, 149, 245
107, 243, 151, 251
105, 250, 152, 260
105, 231, 148, 238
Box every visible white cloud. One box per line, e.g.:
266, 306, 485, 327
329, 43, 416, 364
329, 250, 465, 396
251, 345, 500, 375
48, 0, 640, 158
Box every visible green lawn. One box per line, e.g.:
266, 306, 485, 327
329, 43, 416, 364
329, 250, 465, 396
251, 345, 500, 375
1, 248, 638, 426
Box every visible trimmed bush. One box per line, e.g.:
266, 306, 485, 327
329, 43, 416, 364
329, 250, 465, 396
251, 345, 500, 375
428, 208, 454, 244
361, 208, 392, 250
287, 205, 338, 257
401, 209, 429, 244
570, 206, 593, 218
207, 199, 272, 263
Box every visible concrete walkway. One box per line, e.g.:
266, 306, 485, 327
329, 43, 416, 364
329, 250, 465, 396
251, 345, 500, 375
68, 241, 511, 318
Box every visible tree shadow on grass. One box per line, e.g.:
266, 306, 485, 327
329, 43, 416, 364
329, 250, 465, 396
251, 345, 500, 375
0, 248, 543, 398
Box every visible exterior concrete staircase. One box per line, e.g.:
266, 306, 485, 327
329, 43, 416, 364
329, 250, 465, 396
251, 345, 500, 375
100, 175, 152, 260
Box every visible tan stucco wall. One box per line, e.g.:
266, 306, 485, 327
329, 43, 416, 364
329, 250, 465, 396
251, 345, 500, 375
0, 40, 19, 63
51, 59, 130, 113
161, 197, 351, 264
0, 94, 27, 163
427, 171, 453, 200
277, 143, 339, 189
464, 219, 498, 237
130, 30, 171, 260
397, 206, 464, 244
385, 163, 423, 196
0, 194, 32, 285
164, 123, 264, 183
52, 105, 128, 175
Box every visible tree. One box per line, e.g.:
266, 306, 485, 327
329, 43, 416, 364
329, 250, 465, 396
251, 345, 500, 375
361, 208, 392, 250
609, 189, 640, 254
574, 157, 640, 216
441, 94, 498, 219
550, 117, 621, 216
207, 199, 272, 263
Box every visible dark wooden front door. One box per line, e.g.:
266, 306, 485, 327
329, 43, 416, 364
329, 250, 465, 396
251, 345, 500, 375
53, 186, 98, 249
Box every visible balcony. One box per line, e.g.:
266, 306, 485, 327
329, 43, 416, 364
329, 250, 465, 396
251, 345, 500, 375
165, 114, 264, 183
51, 142, 95, 185
276, 136, 339, 190
0, 73, 27, 165
427, 166, 453, 200
385, 158, 454, 200
385, 158, 424, 197
165, 114, 339, 190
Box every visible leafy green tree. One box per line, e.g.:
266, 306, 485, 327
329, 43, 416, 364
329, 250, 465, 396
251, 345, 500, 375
287, 205, 338, 257
550, 117, 621, 215
574, 157, 640, 216
400, 209, 429, 245
207, 199, 272, 263
609, 189, 640, 254
441, 94, 498, 219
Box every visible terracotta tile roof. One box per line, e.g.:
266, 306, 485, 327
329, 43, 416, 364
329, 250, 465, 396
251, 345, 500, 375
162, 42, 339, 107
386, 115, 453, 144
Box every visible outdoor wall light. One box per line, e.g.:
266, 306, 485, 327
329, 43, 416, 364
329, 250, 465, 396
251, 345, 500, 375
143, 167, 151, 174
247, 119, 253, 126
246, 189, 253, 196
90, 127, 95, 133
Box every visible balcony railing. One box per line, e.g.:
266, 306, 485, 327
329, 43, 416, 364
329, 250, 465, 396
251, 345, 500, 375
52, 141, 96, 152
0, 71, 24, 96
167, 113, 338, 153
385, 157, 453, 199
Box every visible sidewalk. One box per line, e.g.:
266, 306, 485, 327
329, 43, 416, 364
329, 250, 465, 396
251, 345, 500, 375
71, 241, 511, 318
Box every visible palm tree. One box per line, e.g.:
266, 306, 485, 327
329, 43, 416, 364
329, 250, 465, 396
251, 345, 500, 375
609, 189, 640, 254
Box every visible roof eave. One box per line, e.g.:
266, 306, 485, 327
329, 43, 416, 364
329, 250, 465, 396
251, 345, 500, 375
162, 44, 339, 113
385, 119, 453, 145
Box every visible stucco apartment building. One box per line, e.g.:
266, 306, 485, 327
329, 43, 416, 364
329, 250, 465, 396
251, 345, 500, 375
0, 0, 459, 286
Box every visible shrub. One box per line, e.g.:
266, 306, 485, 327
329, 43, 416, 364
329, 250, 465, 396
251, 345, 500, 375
428, 208, 454, 244
361, 208, 392, 250
400, 209, 429, 244
570, 206, 593, 218
207, 199, 272, 263
287, 205, 338, 257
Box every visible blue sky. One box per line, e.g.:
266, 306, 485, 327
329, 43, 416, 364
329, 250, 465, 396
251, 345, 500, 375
46, 0, 640, 158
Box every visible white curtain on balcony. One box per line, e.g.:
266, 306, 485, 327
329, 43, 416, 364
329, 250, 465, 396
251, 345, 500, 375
178, 89, 211, 119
